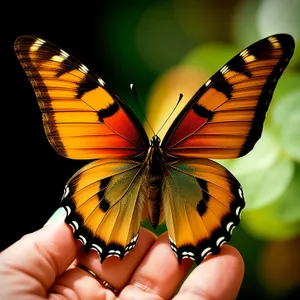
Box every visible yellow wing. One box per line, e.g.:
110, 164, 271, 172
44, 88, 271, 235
163, 159, 244, 264
62, 159, 146, 261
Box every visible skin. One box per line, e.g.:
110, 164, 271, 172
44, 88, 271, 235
0, 213, 244, 300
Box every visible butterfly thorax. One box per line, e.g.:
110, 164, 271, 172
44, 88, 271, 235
144, 135, 165, 228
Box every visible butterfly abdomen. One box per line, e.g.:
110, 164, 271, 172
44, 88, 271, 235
145, 135, 166, 228
147, 175, 163, 229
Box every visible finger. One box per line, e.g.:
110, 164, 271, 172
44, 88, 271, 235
120, 232, 194, 299
174, 245, 244, 300
56, 227, 157, 298
0, 214, 77, 297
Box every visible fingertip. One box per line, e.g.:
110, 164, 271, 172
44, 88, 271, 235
177, 245, 244, 300
120, 233, 194, 300
42, 218, 79, 273
44, 207, 66, 226
5, 216, 77, 276
208, 244, 244, 276
222, 244, 245, 275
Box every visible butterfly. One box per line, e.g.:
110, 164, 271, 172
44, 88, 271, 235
14, 34, 294, 265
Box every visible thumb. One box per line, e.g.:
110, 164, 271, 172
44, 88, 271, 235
0, 208, 77, 293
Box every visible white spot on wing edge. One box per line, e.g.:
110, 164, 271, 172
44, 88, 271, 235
60, 49, 69, 59
240, 48, 256, 63
51, 49, 70, 63
240, 49, 249, 57
108, 250, 121, 255
98, 78, 105, 86
62, 186, 70, 199
30, 38, 45, 51
71, 220, 79, 231
125, 245, 134, 252
133, 234, 139, 242
201, 247, 212, 258
226, 221, 235, 233
205, 79, 212, 87
78, 235, 87, 245
63, 205, 71, 216
169, 234, 175, 245
216, 236, 226, 247
79, 64, 89, 74
124, 233, 139, 253
238, 187, 243, 199
170, 244, 177, 252
125, 243, 135, 251
230, 225, 236, 235
220, 65, 229, 74
91, 243, 103, 254
182, 251, 194, 257
236, 206, 242, 217
69, 223, 76, 233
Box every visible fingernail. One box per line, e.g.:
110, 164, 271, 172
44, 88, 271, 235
44, 207, 66, 226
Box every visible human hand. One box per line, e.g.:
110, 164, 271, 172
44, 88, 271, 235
0, 209, 244, 300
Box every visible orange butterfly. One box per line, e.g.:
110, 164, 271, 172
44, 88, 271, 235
14, 34, 294, 264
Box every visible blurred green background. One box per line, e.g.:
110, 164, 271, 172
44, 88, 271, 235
3, 0, 300, 299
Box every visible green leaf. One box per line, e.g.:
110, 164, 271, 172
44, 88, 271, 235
241, 163, 300, 240
219, 129, 279, 177
270, 73, 300, 106
270, 163, 300, 223
241, 208, 300, 240
239, 156, 294, 211
270, 89, 300, 162
180, 43, 239, 75
217, 128, 294, 211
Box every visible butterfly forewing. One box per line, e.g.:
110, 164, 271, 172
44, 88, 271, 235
162, 34, 295, 159
14, 36, 149, 160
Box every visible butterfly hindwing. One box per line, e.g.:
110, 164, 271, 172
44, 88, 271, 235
163, 159, 244, 264
62, 159, 145, 261
162, 34, 295, 159
14, 36, 149, 160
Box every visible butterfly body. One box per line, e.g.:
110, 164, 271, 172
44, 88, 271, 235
144, 135, 165, 229
15, 34, 294, 265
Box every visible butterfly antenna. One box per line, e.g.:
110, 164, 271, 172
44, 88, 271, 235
156, 93, 183, 136
130, 83, 155, 136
